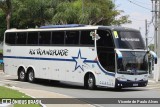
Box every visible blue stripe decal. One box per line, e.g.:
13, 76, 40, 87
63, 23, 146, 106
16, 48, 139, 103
3, 56, 115, 77
3, 56, 74, 62
84, 60, 115, 76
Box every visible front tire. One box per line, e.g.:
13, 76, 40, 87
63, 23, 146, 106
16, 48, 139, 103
18, 68, 26, 81
87, 74, 96, 90
27, 69, 35, 83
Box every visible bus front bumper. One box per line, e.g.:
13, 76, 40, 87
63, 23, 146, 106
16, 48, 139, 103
115, 79, 148, 88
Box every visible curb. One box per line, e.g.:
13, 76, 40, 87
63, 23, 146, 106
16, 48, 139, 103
8, 86, 94, 107
9, 86, 46, 107
0, 104, 13, 107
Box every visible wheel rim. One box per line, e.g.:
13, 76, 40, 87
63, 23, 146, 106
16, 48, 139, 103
20, 71, 25, 79
88, 77, 93, 88
29, 71, 34, 81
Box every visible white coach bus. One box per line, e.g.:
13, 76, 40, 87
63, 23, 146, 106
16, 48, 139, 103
3, 24, 157, 89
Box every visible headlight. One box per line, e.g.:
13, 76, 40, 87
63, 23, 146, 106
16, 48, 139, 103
117, 76, 127, 81
143, 75, 148, 81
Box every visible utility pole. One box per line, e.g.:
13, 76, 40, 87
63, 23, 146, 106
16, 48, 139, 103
154, 0, 158, 54
145, 19, 148, 50
157, 0, 160, 81
158, 0, 160, 57
151, 0, 160, 81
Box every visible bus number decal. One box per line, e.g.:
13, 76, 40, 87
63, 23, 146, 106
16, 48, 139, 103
113, 31, 119, 38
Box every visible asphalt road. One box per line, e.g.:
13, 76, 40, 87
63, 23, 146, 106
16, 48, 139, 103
0, 72, 160, 107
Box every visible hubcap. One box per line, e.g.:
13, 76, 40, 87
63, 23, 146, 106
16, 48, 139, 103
88, 77, 93, 87
20, 71, 25, 79
29, 72, 34, 81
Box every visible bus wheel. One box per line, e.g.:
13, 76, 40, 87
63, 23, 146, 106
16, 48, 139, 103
27, 69, 35, 83
18, 68, 26, 81
87, 74, 96, 90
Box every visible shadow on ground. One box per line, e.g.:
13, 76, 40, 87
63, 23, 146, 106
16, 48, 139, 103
7, 78, 147, 92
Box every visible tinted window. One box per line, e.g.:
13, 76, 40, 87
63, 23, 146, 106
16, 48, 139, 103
39, 32, 51, 45
114, 31, 145, 49
52, 32, 65, 45
16, 32, 27, 44
27, 32, 38, 45
5, 33, 16, 44
65, 31, 79, 45
97, 30, 114, 47
80, 30, 94, 46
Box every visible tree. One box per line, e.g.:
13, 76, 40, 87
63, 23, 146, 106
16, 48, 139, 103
52, 0, 131, 25
10, 0, 64, 28
0, 9, 6, 41
0, 0, 12, 29
1, 0, 131, 28
11, 0, 56, 28
148, 44, 154, 51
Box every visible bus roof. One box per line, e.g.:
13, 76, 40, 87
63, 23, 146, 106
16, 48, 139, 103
5, 25, 139, 33
40, 24, 85, 28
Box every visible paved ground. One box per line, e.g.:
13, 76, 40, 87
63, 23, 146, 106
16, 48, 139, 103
0, 70, 160, 107
10, 86, 93, 107
0, 70, 93, 107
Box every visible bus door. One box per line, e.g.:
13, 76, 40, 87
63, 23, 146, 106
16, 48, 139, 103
96, 30, 115, 73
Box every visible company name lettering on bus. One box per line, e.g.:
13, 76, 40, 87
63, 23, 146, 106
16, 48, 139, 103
121, 38, 140, 42
29, 48, 68, 56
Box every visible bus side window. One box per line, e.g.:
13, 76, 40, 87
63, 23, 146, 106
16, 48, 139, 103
51, 31, 65, 45
65, 31, 79, 45
39, 32, 51, 45
97, 30, 114, 47
5, 33, 16, 45
27, 32, 38, 45
80, 30, 94, 46
16, 32, 27, 45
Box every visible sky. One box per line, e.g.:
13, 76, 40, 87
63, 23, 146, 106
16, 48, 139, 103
115, 0, 154, 45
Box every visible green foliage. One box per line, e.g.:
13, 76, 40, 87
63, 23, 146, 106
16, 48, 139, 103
0, 0, 12, 29
11, 0, 55, 28
52, 0, 131, 25
148, 44, 154, 51
0, 10, 6, 40
0, 0, 131, 41
0, 49, 3, 53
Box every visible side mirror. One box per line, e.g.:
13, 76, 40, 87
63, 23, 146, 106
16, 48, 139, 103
115, 50, 123, 69
149, 51, 157, 64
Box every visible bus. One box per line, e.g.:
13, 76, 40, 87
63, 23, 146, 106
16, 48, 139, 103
3, 24, 157, 89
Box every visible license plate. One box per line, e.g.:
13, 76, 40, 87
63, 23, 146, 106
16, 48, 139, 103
133, 84, 138, 86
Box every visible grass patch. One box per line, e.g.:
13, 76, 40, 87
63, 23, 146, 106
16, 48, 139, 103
0, 86, 40, 107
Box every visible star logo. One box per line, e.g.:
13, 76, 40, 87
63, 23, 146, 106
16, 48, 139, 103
72, 50, 87, 71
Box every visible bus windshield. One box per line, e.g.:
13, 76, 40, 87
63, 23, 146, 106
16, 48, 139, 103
114, 31, 145, 49
117, 51, 148, 74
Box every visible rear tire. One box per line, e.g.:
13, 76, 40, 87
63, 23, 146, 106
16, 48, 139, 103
87, 74, 96, 90
27, 69, 35, 83
18, 68, 26, 81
